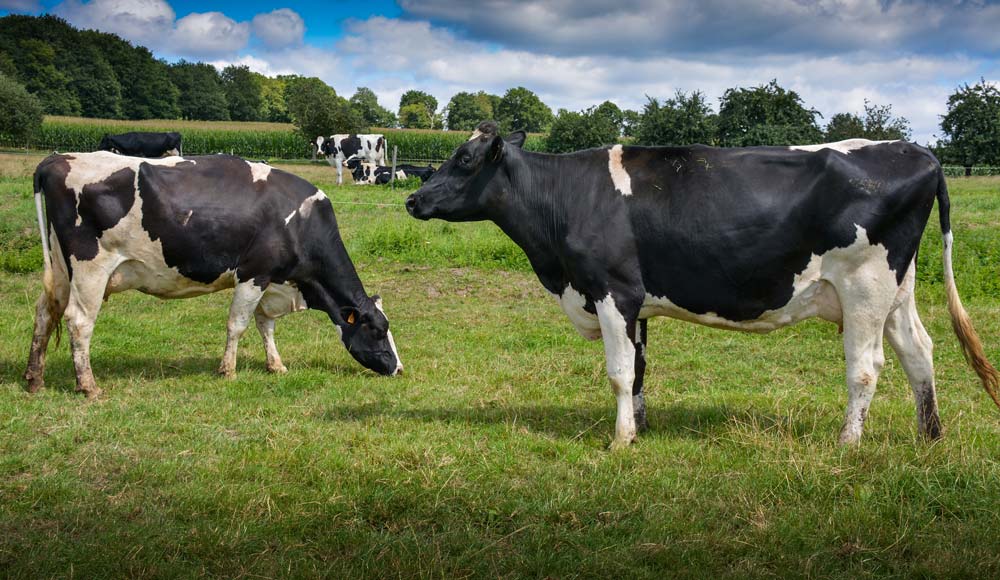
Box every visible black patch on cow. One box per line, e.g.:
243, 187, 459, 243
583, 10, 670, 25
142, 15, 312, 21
36, 155, 137, 268
376, 137, 383, 153
338, 136, 362, 159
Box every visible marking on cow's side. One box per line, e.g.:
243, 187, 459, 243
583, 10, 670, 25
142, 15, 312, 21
181, 210, 193, 226
297, 190, 327, 219
284, 210, 296, 225
248, 161, 272, 183
789, 139, 896, 154
608, 144, 632, 196
66, 151, 191, 225
639, 224, 893, 332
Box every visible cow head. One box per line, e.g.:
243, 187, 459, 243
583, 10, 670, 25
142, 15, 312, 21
406, 121, 526, 221
97, 134, 117, 154
337, 295, 403, 376
345, 157, 372, 182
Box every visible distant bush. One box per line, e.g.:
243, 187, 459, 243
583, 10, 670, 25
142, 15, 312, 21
0, 73, 44, 144
942, 165, 1000, 177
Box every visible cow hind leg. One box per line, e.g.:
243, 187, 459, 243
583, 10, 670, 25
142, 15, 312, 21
219, 280, 267, 378
633, 319, 649, 433
64, 269, 113, 399
24, 284, 69, 393
836, 283, 896, 445
885, 292, 941, 440
596, 296, 638, 450
254, 311, 287, 374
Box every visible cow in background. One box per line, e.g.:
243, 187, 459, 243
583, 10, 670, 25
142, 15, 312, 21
98, 132, 182, 158
346, 158, 436, 184
315, 134, 386, 184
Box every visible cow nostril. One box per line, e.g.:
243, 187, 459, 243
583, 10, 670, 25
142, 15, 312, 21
405, 196, 418, 211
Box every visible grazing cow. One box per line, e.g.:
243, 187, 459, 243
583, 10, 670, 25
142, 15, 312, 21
406, 121, 1000, 449
98, 131, 182, 158
315, 134, 387, 185
346, 158, 436, 184
25, 151, 403, 398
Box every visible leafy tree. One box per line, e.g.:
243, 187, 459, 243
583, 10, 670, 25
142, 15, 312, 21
635, 91, 717, 146
14, 38, 80, 115
399, 102, 433, 129
0, 51, 15, 78
593, 101, 624, 136
496, 86, 553, 133
546, 106, 619, 153
85, 29, 179, 119
221, 65, 263, 122
285, 76, 364, 144
717, 80, 821, 146
940, 79, 1000, 168
258, 75, 290, 123
350, 87, 395, 128
399, 90, 437, 115
70, 43, 122, 119
0, 73, 44, 143
825, 100, 911, 142
824, 113, 865, 142
170, 61, 229, 121
446, 91, 495, 131
621, 109, 641, 138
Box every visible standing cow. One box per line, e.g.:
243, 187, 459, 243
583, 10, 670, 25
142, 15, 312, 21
25, 151, 402, 398
98, 131, 182, 158
406, 121, 999, 449
315, 134, 387, 184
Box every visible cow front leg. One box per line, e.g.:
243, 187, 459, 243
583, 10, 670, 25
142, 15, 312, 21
335, 158, 344, 185
254, 311, 287, 374
596, 296, 638, 450
633, 318, 649, 433
219, 280, 267, 378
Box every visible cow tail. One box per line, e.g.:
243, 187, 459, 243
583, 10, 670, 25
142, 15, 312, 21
33, 175, 62, 346
938, 170, 1000, 409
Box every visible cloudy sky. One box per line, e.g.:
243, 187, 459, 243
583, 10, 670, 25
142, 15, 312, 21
2, 0, 999, 144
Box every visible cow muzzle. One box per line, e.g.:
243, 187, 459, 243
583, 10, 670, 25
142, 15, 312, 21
405, 193, 429, 219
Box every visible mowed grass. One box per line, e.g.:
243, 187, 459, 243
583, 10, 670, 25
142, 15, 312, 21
2, 153, 1000, 578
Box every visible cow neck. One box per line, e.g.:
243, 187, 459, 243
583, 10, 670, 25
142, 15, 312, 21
312, 228, 370, 312
487, 149, 574, 292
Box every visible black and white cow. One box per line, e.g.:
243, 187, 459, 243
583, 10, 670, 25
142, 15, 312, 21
406, 121, 1000, 449
98, 131, 182, 158
25, 151, 403, 398
346, 158, 436, 185
315, 134, 387, 185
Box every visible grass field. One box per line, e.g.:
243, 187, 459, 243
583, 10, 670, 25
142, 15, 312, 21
2, 152, 1000, 578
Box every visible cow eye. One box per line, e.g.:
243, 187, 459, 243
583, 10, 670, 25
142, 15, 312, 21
461, 154, 472, 164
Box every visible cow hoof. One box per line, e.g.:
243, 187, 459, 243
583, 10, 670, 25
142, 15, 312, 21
267, 363, 288, 374
609, 435, 636, 451
837, 430, 862, 446
77, 386, 102, 400
217, 368, 237, 379
24, 371, 44, 393
635, 414, 650, 434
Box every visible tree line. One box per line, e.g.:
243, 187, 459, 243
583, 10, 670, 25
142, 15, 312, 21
1, 14, 998, 168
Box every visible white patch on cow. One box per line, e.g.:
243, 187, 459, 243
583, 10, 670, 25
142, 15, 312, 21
248, 161, 272, 183
789, 139, 896, 154
639, 224, 895, 332
554, 286, 602, 340
608, 144, 632, 196
256, 282, 308, 319
284, 210, 296, 225
374, 296, 404, 375
181, 209, 193, 226
165, 149, 180, 157
65, 152, 192, 225
468, 129, 483, 141
297, 190, 327, 219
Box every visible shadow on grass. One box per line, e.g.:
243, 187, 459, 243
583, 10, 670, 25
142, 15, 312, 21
316, 400, 821, 442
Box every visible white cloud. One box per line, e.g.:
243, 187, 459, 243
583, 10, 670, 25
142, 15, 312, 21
172, 12, 249, 57
337, 16, 978, 144
54, 0, 175, 41
251, 8, 305, 49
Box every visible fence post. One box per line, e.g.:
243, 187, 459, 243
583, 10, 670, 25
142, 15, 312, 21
391, 146, 398, 191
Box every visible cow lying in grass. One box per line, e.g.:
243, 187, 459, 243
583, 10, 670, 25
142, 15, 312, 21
26, 152, 402, 398
346, 158, 436, 184
406, 121, 999, 449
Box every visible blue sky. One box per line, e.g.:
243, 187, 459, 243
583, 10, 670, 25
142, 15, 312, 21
2, 0, 999, 144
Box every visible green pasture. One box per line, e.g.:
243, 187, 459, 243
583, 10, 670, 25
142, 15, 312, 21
2, 153, 1000, 578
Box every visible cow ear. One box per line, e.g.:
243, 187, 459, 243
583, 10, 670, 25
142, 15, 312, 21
340, 307, 359, 325
505, 131, 527, 149
489, 135, 505, 162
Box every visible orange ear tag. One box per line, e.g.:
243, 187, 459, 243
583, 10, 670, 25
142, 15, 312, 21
347, 312, 356, 325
